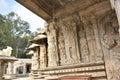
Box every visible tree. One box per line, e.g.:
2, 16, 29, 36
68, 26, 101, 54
0, 12, 36, 58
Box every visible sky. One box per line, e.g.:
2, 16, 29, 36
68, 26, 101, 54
0, 0, 45, 32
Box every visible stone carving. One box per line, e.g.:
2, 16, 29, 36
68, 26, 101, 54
110, 0, 120, 34
102, 13, 120, 52
58, 29, 66, 65
102, 13, 119, 50
101, 11, 120, 80
79, 14, 103, 63
39, 44, 47, 68
59, 16, 80, 64
32, 48, 40, 70
78, 21, 89, 63
0, 46, 13, 56
83, 21, 96, 62
47, 22, 59, 66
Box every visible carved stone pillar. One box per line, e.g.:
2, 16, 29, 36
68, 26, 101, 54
80, 19, 90, 63
7, 61, 14, 74
90, 17, 103, 61
23, 63, 26, 75
78, 21, 89, 63
32, 47, 39, 70
39, 43, 47, 68
47, 22, 59, 67
3, 63, 7, 74
110, 0, 120, 33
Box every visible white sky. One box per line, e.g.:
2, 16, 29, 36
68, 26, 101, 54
0, 0, 45, 32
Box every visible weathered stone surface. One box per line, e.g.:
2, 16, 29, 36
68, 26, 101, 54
56, 15, 81, 65
39, 44, 47, 68
110, 0, 120, 33
46, 22, 59, 66
32, 47, 40, 70
99, 11, 120, 80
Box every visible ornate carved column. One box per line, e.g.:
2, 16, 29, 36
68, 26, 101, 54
39, 42, 47, 68
110, 0, 120, 33
33, 47, 40, 70
47, 22, 59, 67
27, 44, 40, 70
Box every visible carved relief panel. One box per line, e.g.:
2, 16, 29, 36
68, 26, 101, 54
79, 13, 103, 63
99, 11, 120, 80
56, 15, 80, 65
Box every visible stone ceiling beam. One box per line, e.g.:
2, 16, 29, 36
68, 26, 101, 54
16, 0, 109, 21
55, 0, 108, 18
16, 0, 52, 21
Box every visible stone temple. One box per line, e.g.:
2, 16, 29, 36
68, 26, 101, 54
16, 0, 120, 80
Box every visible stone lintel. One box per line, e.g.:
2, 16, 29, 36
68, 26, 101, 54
16, 0, 110, 22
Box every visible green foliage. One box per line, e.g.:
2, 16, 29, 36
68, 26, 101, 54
0, 12, 36, 58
